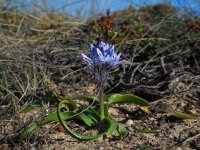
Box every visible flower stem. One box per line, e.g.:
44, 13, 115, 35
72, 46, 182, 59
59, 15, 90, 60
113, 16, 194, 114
99, 82, 105, 120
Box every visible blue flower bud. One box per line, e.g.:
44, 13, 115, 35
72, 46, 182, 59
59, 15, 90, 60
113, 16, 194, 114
82, 41, 121, 68
82, 41, 121, 84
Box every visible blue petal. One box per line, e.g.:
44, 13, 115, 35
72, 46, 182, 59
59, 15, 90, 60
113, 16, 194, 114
82, 54, 92, 65
116, 53, 121, 59
89, 44, 98, 56
98, 41, 110, 52
89, 44, 95, 52
110, 53, 121, 67
95, 73, 101, 82
98, 41, 106, 49
107, 45, 114, 56
96, 48, 104, 60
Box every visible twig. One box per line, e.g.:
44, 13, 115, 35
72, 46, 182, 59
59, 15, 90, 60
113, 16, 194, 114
182, 133, 200, 145
160, 56, 167, 74
61, 66, 87, 80
129, 63, 142, 83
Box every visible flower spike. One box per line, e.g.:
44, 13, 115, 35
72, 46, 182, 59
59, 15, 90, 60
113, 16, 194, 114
82, 41, 121, 69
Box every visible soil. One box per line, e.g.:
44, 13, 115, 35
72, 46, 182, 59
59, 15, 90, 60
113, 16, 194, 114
0, 3, 200, 150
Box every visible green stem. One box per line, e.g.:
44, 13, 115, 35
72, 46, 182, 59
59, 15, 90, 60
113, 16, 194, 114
100, 83, 105, 120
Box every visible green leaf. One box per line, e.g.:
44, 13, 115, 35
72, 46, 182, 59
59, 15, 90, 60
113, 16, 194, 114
57, 100, 118, 141
73, 113, 95, 126
59, 98, 77, 111
131, 125, 160, 133
116, 126, 128, 140
104, 103, 109, 118
136, 143, 152, 150
102, 118, 118, 138
21, 102, 41, 113
156, 103, 199, 120
10, 110, 96, 142
108, 94, 149, 106
84, 107, 101, 123
21, 91, 58, 113
135, 26, 143, 33
69, 95, 99, 103
10, 98, 98, 141
173, 111, 199, 120
21, 94, 98, 113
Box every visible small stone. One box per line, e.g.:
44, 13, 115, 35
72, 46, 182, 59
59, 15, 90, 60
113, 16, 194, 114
176, 147, 182, 150
0, 144, 9, 150
108, 107, 119, 116
126, 119, 133, 126
99, 147, 104, 150
57, 125, 65, 133
149, 117, 155, 121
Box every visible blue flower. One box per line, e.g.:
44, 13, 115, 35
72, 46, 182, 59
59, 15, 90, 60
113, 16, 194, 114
82, 41, 121, 84
82, 41, 121, 68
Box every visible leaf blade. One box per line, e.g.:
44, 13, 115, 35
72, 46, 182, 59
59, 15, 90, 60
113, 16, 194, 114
108, 94, 149, 106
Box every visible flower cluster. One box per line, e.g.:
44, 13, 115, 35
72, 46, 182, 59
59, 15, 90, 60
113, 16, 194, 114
82, 41, 120, 68
82, 41, 121, 84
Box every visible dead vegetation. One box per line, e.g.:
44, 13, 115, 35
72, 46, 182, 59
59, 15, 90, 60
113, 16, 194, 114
0, 1, 200, 149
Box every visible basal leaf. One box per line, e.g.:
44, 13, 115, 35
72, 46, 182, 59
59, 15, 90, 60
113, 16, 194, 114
156, 103, 199, 120
84, 107, 101, 123
68, 95, 99, 103
173, 111, 199, 120
102, 118, 118, 138
57, 100, 118, 141
116, 126, 128, 140
21, 91, 58, 113
131, 125, 160, 133
108, 94, 149, 106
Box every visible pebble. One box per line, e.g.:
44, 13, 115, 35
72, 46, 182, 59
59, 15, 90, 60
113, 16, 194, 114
108, 107, 119, 116
0, 144, 9, 150
126, 119, 133, 126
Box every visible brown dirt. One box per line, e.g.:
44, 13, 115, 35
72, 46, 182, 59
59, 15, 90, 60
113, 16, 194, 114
0, 3, 200, 150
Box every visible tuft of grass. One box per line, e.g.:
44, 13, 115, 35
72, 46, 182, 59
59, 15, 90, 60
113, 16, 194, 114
0, 1, 199, 149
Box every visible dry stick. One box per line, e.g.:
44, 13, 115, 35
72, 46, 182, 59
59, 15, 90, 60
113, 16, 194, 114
31, 3, 50, 17
61, 66, 87, 80
105, 68, 124, 94
18, 71, 31, 111
16, 16, 25, 37
137, 16, 181, 71
53, 31, 72, 58
0, 23, 19, 28
8, 67, 25, 92
1, 10, 42, 22
116, 38, 170, 45
0, 28, 23, 109
192, 54, 200, 71
41, 34, 55, 61
0, 26, 14, 52
141, 40, 185, 72
160, 56, 167, 74
41, 32, 55, 49
12, 15, 28, 48
117, 15, 174, 71
131, 16, 171, 61
116, 28, 132, 52
143, 14, 177, 37
132, 21, 167, 62
129, 63, 142, 83
125, 49, 190, 70
182, 133, 200, 145
0, 84, 19, 104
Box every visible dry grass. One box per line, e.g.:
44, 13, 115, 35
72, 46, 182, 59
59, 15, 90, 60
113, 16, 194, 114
0, 0, 200, 149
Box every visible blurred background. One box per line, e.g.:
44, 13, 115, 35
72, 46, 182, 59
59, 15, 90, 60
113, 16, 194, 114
0, 1, 200, 149
1, 0, 200, 20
